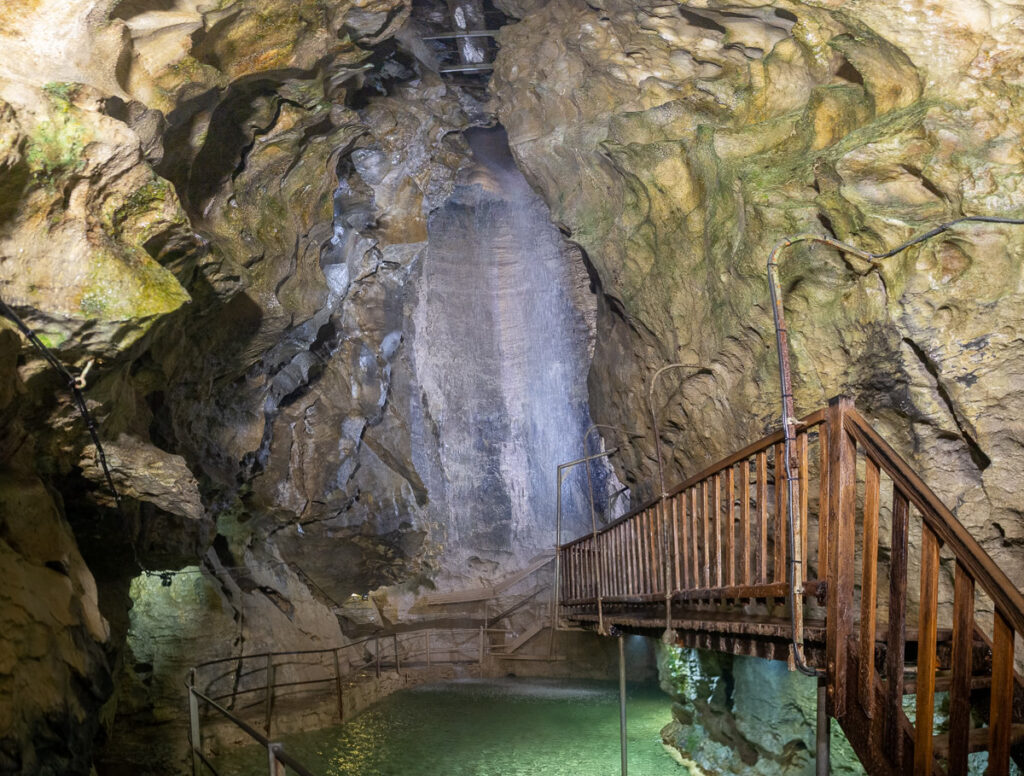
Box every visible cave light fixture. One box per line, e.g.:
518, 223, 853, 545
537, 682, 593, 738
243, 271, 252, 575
765, 213, 1024, 679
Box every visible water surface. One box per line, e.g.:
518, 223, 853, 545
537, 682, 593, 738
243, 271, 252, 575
215, 678, 681, 776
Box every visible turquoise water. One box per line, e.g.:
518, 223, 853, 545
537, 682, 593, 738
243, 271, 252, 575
213, 678, 683, 776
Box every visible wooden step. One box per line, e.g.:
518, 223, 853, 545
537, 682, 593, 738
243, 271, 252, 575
490, 621, 546, 654
932, 724, 1024, 757
901, 673, 991, 695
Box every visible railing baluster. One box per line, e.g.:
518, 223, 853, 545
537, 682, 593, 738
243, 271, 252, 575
948, 563, 974, 776
711, 474, 722, 588
701, 479, 710, 588
913, 522, 940, 773
629, 519, 638, 596
640, 510, 650, 594
859, 457, 881, 718
654, 504, 664, 594
725, 466, 735, 587
883, 489, 910, 766
798, 431, 809, 583
756, 451, 768, 584
740, 459, 751, 586
826, 396, 856, 720
689, 487, 699, 590
773, 442, 787, 584
818, 424, 830, 582
672, 494, 682, 592
990, 610, 1015, 776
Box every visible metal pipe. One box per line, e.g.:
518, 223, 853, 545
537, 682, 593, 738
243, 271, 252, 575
188, 670, 200, 776
618, 634, 628, 776
816, 677, 830, 776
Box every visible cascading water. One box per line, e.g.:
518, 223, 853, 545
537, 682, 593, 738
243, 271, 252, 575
411, 126, 618, 570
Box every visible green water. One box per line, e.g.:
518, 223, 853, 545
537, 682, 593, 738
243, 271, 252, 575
214, 679, 683, 776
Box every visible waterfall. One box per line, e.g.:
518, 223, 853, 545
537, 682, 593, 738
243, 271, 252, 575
411, 127, 617, 569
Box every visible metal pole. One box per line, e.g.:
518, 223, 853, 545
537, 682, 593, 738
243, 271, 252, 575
263, 655, 274, 736
333, 649, 344, 723
267, 742, 286, 776
394, 634, 401, 673
550, 466, 564, 656
188, 670, 201, 776
618, 635, 628, 776
479, 625, 485, 670
426, 632, 432, 666
375, 637, 381, 678
816, 677, 831, 776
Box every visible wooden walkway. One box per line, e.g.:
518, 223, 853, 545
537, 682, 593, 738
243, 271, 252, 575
558, 396, 1024, 776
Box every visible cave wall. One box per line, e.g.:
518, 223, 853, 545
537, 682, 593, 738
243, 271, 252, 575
489, 0, 1024, 590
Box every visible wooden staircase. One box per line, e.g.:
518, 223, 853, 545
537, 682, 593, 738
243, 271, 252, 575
558, 396, 1024, 776
414, 552, 557, 661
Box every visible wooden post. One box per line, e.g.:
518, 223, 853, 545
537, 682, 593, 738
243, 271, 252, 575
333, 648, 344, 723
375, 637, 381, 678
263, 655, 275, 736
948, 563, 975, 775
825, 396, 855, 719
188, 670, 201, 776
883, 490, 909, 766
858, 458, 880, 718
394, 634, 401, 673
913, 524, 941, 774
990, 611, 1015, 776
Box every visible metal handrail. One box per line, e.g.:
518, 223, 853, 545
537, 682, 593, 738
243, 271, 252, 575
188, 626, 496, 775
188, 678, 317, 776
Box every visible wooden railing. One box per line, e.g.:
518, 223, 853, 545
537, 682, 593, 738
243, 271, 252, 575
831, 397, 1024, 776
560, 407, 828, 609
559, 396, 1024, 776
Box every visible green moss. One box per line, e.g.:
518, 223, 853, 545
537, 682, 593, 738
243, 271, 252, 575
106, 178, 175, 238
36, 331, 68, 349
42, 81, 79, 104
25, 101, 89, 182
78, 248, 190, 321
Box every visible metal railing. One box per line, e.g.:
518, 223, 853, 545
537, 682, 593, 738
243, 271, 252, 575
187, 627, 498, 775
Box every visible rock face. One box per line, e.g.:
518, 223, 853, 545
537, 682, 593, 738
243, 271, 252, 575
489, 0, 1024, 592
658, 644, 864, 775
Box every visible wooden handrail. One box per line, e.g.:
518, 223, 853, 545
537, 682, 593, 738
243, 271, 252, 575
560, 407, 827, 549
843, 407, 1024, 635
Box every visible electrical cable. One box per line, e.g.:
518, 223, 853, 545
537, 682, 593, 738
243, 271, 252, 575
0, 296, 123, 509
767, 213, 1024, 678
